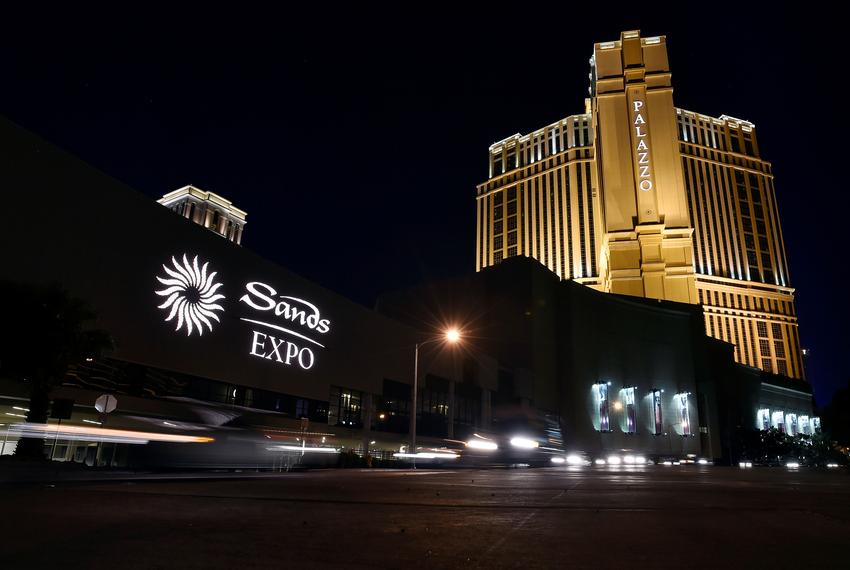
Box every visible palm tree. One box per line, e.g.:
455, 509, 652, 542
0, 281, 112, 459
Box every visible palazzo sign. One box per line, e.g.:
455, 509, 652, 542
632, 99, 653, 192
155, 254, 332, 371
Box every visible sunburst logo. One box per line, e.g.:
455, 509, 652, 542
155, 254, 225, 336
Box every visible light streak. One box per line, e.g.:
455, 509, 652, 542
11, 423, 213, 444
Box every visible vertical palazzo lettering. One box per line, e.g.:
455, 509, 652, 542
632, 100, 653, 192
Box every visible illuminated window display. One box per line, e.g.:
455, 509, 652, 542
676, 393, 691, 436
623, 387, 636, 434
594, 383, 610, 432
757, 408, 770, 431
652, 390, 663, 435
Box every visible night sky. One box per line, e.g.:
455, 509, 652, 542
2, 6, 847, 404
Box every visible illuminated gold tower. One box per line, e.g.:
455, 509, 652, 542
476, 30, 804, 380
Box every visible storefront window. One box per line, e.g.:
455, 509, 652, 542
785, 413, 797, 436
622, 387, 636, 433
757, 408, 770, 431
651, 389, 664, 435
772, 410, 785, 431
676, 393, 691, 436
593, 382, 610, 432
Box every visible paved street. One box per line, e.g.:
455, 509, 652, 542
3, 466, 848, 569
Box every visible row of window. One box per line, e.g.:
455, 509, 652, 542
702, 309, 801, 378
677, 112, 757, 158
329, 381, 484, 437
756, 409, 820, 436
489, 116, 592, 178
480, 162, 598, 279
682, 156, 786, 286
697, 288, 795, 318
593, 383, 691, 436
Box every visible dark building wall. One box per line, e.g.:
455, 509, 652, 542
560, 282, 702, 456
379, 257, 710, 457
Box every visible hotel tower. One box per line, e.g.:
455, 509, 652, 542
475, 30, 804, 380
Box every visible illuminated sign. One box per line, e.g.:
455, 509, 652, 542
155, 254, 332, 371
239, 281, 331, 371
632, 99, 653, 192
155, 255, 225, 336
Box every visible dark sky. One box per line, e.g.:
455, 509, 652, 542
2, 6, 847, 404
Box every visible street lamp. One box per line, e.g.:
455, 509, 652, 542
410, 328, 461, 468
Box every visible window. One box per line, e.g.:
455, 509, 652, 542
622, 387, 636, 434
676, 392, 691, 436
757, 408, 770, 430
812, 417, 821, 433
771, 410, 784, 431
375, 379, 410, 433
493, 155, 503, 176
593, 383, 610, 432
295, 399, 309, 418
799, 415, 810, 435
652, 389, 663, 435
785, 413, 797, 436
328, 386, 362, 428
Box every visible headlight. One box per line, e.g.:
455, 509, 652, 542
509, 436, 539, 449
466, 436, 498, 450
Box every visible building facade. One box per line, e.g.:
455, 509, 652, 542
0, 116, 496, 466
379, 257, 817, 464
476, 30, 803, 380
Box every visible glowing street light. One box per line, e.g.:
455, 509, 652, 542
411, 328, 461, 468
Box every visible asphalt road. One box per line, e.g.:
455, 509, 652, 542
3, 466, 848, 569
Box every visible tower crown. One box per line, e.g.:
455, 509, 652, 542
158, 185, 247, 245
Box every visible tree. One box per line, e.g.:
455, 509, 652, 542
0, 281, 112, 459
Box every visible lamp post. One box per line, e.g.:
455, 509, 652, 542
411, 328, 461, 469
